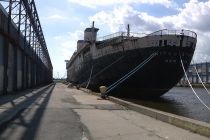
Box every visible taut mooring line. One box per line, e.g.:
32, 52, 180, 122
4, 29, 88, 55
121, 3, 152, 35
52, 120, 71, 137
179, 53, 210, 111
92, 55, 125, 80
86, 65, 94, 89
105, 52, 157, 95
83, 55, 125, 88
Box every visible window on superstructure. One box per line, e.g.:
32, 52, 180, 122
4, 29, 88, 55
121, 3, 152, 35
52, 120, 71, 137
159, 40, 162, 47
164, 40, 167, 46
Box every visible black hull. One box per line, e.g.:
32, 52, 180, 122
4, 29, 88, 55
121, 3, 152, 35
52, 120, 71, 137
68, 46, 194, 97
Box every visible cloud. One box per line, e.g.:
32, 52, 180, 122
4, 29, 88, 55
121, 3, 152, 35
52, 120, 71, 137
180, 0, 210, 32
193, 32, 210, 62
54, 30, 83, 60
89, 0, 210, 62
40, 8, 70, 23
47, 14, 68, 20
89, 5, 163, 32
68, 0, 176, 9
49, 31, 83, 78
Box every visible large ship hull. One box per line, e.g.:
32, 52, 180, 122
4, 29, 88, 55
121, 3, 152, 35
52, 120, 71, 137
66, 26, 197, 97
68, 46, 194, 97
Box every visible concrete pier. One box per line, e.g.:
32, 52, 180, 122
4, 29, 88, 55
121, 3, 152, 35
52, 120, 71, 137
0, 83, 209, 140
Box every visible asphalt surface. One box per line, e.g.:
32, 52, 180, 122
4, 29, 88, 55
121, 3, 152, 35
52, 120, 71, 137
0, 83, 209, 140
0, 84, 90, 140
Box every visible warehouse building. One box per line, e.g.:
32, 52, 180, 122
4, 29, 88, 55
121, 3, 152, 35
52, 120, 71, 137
180, 62, 210, 84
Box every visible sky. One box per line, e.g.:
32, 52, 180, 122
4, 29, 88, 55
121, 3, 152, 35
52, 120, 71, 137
34, 0, 210, 78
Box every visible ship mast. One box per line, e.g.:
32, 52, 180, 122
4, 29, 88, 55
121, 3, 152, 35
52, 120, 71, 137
92, 21, 95, 43
127, 24, 130, 37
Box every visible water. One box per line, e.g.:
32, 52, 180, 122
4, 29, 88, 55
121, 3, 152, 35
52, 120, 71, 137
120, 87, 210, 123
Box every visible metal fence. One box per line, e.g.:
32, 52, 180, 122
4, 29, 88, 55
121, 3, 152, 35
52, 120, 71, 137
148, 29, 197, 38
97, 32, 147, 41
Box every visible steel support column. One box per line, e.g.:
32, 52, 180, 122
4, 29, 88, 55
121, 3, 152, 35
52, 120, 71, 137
3, 38, 9, 94
0, 0, 53, 92
3, 0, 12, 94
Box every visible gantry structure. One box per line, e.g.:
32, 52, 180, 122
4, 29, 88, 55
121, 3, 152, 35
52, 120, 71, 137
0, 0, 53, 94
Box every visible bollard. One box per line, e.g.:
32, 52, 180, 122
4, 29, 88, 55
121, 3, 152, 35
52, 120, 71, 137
76, 85, 80, 90
99, 86, 107, 99
67, 83, 73, 88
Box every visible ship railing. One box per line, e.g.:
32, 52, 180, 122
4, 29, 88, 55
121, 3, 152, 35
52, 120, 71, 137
147, 29, 197, 38
97, 32, 122, 41
97, 32, 147, 41
130, 32, 147, 38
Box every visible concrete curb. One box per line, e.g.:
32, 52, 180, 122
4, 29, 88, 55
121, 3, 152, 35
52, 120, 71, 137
0, 84, 53, 128
80, 88, 210, 138
109, 96, 210, 138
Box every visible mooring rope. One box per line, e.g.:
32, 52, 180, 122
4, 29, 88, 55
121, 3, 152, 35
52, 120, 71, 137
83, 55, 125, 88
86, 65, 94, 89
179, 53, 210, 111
91, 55, 125, 80
105, 52, 157, 95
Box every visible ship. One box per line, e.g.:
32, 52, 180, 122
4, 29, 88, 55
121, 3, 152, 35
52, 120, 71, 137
66, 22, 197, 97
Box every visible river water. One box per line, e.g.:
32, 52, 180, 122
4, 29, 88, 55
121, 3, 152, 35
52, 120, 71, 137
120, 87, 210, 123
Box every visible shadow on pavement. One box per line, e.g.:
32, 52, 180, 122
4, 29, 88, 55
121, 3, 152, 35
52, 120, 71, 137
0, 85, 51, 106
0, 84, 55, 140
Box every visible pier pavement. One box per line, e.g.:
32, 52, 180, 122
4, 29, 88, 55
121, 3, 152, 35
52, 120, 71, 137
0, 83, 209, 140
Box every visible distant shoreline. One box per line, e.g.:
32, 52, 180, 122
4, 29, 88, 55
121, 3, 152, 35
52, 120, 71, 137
176, 84, 210, 88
